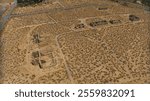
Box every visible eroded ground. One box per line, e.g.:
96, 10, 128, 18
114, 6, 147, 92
0, 0, 150, 83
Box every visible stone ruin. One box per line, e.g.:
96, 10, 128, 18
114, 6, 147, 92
129, 14, 140, 21
89, 20, 108, 27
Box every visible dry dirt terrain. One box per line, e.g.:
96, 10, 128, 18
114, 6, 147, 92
0, 0, 150, 84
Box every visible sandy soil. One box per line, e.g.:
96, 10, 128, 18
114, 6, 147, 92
0, 0, 150, 84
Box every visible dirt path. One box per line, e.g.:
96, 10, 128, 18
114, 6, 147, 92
55, 35, 74, 84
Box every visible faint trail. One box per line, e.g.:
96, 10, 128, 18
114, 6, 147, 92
55, 35, 74, 84
53, 1, 65, 8
11, 3, 106, 17
7, 21, 56, 33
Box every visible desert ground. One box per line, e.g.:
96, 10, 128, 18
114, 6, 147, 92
0, 0, 150, 83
